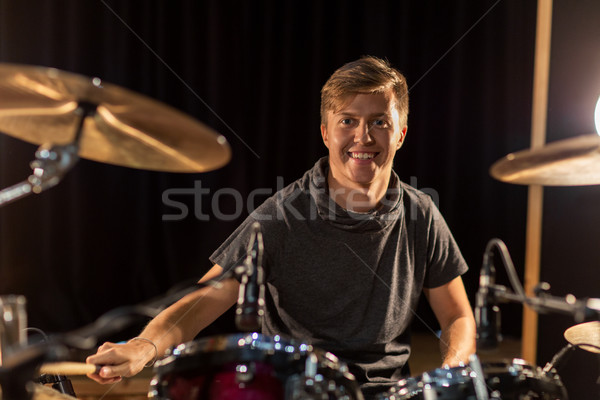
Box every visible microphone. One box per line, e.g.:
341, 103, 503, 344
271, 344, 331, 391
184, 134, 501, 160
235, 223, 265, 332
475, 244, 502, 351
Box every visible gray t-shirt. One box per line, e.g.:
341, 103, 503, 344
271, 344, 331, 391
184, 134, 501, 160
210, 157, 468, 397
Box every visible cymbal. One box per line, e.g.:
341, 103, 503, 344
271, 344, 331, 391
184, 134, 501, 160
564, 321, 600, 353
490, 134, 600, 186
0, 64, 231, 173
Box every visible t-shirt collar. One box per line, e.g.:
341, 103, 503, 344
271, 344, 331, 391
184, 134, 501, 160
308, 157, 403, 229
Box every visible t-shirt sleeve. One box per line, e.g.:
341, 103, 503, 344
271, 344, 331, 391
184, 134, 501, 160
209, 198, 283, 278
423, 199, 469, 288
209, 215, 258, 275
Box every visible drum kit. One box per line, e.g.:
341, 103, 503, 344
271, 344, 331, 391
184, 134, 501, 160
0, 64, 598, 399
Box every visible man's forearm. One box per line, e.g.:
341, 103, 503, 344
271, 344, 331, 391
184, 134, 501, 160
439, 315, 476, 366
138, 278, 239, 359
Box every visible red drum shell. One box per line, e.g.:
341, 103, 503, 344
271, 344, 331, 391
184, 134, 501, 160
148, 333, 363, 400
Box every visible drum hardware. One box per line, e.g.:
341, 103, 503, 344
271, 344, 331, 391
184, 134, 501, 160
468, 355, 490, 400
25, 328, 77, 398
542, 344, 575, 375
235, 222, 266, 332
376, 358, 569, 400
0, 63, 231, 207
0, 102, 89, 207
489, 133, 600, 186
235, 362, 256, 384
290, 352, 355, 400
0, 342, 68, 400
389, 355, 489, 400
34, 374, 76, 398
0, 272, 237, 400
421, 372, 439, 400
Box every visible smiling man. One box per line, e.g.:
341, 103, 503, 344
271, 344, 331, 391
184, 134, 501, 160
87, 56, 475, 399
321, 90, 407, 212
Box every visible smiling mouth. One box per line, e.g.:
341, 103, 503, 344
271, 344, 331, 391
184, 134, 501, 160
348, 152, 378, 160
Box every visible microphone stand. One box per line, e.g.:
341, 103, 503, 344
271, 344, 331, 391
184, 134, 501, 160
476, 239, 600, 372
478, 239, 599, 321
235, 222, 265, 332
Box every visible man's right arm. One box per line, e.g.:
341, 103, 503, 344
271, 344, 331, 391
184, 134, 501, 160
86, 264, 239, 384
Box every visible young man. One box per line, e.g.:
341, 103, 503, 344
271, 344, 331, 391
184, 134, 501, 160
87, 56, 476, 398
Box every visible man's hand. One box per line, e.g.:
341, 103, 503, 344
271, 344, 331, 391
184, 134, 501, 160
85, 339, 156, 384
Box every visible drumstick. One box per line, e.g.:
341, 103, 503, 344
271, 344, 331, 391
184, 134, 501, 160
39, 362, 101, 376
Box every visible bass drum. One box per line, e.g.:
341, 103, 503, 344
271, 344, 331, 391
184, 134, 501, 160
148, 333, 364, 400
376, 358, 568, 400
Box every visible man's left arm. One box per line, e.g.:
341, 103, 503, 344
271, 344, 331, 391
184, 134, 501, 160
423, 276, 476, 367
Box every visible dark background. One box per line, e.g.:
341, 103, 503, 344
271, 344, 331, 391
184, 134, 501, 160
0, 0, 597, 398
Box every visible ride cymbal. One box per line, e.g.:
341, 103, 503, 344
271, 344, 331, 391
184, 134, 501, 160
490, 134, 600, 186
0, 64, 231, 173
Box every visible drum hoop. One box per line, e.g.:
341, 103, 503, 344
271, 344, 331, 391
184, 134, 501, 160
173, 333, 310, 355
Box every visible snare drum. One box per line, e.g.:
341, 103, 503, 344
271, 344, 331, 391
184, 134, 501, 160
148, 333, 364, 400
376, 359, 568, 400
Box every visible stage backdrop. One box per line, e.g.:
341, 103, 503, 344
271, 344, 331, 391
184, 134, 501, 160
0, 1, 596, 398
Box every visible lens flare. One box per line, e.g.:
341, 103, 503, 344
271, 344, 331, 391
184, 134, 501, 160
595, 95, 600, 135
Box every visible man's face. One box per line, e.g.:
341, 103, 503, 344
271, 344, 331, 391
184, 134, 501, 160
320, 91, 407, 191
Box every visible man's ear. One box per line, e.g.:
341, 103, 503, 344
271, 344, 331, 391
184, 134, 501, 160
321, 124, 329, 148
397, 126, 408, 149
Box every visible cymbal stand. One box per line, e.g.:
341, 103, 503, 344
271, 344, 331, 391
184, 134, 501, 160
0, 101, 97, 207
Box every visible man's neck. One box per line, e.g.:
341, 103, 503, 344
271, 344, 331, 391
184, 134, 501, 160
327, 170, 391, 213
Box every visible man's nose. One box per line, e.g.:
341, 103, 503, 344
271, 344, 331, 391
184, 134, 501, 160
354, 121, 374, 144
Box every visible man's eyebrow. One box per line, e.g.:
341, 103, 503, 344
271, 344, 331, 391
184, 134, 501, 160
336, 111, 391, 118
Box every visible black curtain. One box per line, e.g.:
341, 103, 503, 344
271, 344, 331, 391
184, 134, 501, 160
3, 0, 593, 397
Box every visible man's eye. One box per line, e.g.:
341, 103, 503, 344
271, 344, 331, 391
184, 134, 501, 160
371, 119, 388, 128
340, 118, 353, 125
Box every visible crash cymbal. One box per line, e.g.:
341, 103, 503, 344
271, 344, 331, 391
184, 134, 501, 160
490, 134, 600, 186
0, 63, 230, 172
564, 321, 600, 353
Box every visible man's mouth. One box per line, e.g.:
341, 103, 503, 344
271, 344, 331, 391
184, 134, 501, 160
348, 152, 378, 160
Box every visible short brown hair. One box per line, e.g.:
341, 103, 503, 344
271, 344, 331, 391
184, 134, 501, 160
320, 56, 409, 126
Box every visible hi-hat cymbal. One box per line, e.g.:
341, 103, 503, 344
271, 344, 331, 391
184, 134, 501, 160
490, 134, 600, 186
0, 64, 231, 173
564, 321, 600, 353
